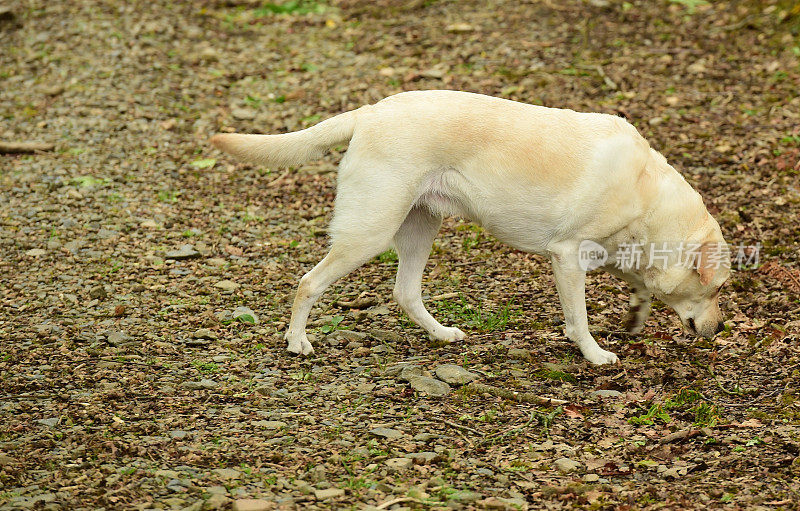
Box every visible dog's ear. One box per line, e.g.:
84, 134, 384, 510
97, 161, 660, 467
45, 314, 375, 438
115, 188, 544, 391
696, 242, 717, 285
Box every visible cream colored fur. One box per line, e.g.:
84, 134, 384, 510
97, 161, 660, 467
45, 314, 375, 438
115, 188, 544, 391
211, 90, 729, 364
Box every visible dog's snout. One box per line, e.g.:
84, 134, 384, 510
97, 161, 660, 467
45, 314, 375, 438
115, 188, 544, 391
688, 317, 696, 332
715, 321, 725, 334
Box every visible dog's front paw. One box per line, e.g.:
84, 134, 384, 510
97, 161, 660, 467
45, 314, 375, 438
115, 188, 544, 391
285, 332, 314, 356
431, 327, 466, 343
582, 347, 619, 365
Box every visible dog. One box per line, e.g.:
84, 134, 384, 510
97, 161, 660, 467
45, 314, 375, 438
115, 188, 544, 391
211, 90, 729, 364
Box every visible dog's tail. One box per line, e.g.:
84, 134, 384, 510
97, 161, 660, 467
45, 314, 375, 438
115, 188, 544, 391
210, 108, 361, 167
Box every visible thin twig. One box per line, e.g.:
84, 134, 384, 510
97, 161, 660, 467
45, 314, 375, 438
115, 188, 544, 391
466, 382, 567, 406
266, 170, 290, 187
660, 428, 703, 444
0, 141, 55, 153
429, 292, 460, 301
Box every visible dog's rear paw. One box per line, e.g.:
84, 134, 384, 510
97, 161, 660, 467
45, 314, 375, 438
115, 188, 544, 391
583, 347, 619, 365
285, 333, 315, 356
432, 327, 466, 343
623, 312, 644, 334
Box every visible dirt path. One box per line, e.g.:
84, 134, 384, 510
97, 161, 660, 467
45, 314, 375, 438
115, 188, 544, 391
1, 0, 799, 509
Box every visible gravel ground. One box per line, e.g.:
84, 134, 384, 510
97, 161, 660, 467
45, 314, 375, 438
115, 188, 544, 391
1, 0, 800, 509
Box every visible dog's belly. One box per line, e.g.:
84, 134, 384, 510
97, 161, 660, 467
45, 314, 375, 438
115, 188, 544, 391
415, 169, 562, 254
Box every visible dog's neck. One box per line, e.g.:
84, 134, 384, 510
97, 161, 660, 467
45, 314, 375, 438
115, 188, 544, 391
599, 153, 711, 279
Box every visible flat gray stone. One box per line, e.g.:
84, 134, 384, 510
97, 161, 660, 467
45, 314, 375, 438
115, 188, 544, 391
508, 348, 532, 360
193, 328, 217, 340
181, 379, 218, 390
214, 280, 240, 293
369, 427, 404, 439
107, 330, 133, 346
254, 420, 287, 430
385, 457, 412, 470
408, 376, 451, 397
592, 389, 623, 398
368, 328, 403, 343
165, 244, 201, 260
434, 364, 478, 385
554, 457, 581, 473
212, 468, 241, 479
398, 365, 430, 382
326, 330, 367, 343
449, 490, 482, 503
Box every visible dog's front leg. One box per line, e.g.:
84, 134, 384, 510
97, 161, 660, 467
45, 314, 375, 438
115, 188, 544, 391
550, 251, 619, 365
624, 287, 652, 333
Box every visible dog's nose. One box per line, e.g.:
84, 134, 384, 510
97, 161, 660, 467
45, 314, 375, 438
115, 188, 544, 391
715, 321, 725, 334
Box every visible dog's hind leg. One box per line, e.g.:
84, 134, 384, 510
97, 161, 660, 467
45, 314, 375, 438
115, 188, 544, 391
623, 287, 651, 333
285, 242, 387, 355
393, 207, 466, 343
284, 162, 413, 355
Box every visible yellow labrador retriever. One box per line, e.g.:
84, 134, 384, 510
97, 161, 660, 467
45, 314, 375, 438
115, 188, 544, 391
211, 90, 729, 364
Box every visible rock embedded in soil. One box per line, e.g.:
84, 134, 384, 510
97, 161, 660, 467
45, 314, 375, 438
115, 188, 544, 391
449, 490, 483, 503
214, 280, 240, 293
88, 284, 107, 299
591, 389, 622, 398
408, 376, 451, 397
25, 248, 46, 257
369, 427, 404, 439
385, 457, 413, 470
254, 420, 287, 430
232, 499, 271, 511
508, 348, 532, 360
368, 328, 403, 343
434, 364, 478, 385
165, 244, 201, 260
204, 494, 231, 510
107, 330, 133, 346
181, 379, 218, 390
327, 330, 367, 343
406, 451, 438, 464
213, 468, 241, 480
398, 365, 430, 381
193, 328, 217, 340
314, 488, 344, 500
554, 457, 581, 473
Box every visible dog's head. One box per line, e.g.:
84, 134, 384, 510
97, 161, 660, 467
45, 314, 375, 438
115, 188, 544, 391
649, 234, 730, 339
